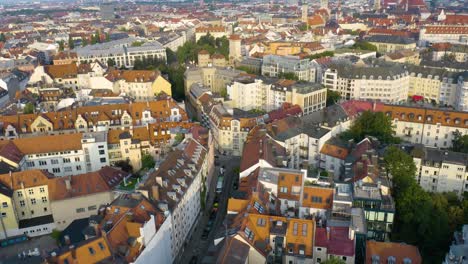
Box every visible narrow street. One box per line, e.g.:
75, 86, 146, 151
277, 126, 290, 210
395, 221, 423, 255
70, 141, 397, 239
177, 155, 240, 264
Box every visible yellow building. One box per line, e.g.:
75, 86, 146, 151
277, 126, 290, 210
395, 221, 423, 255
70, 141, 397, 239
367, 35, 417, 53
0, 182, 19, 239
407, 66, 447, 103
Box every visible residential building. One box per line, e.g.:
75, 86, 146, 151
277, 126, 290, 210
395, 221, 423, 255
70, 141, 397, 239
227, 75, 327, 114
366, 35, 417, 53
262, 54, 317, 82
48, 167, 128, 230
140, 138, 208, 260
52, 51, 78, 65
382, 49, 421, 65
0, 182, 19, 240
455, 72, 468, 112
353, 181, 395, 241
75, 37, 166, 68
229, 34, 242, 64
323, 61, 409, 103
314, 227, 356, 264
106, 69, 172, 100
0, 170, 55, 238
407, 65, 447, 103
409, 145, 468, 195
366, 240, 422, 264
420, 26, 468, 45
28, 63, 79, 90
0, 99, 188, 137
197, 50, 227, 67
431, 43, 468, 63
383, 104, 468, 148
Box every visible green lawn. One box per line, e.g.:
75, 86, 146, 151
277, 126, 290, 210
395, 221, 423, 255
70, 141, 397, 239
119, 177, 141, 190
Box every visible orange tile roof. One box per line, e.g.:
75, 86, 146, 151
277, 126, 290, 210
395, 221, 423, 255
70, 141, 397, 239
0, 170, 51, 190
301, 185, 334, 209
425, 26, 468, 34
55, 237, 112, 264
383, 104, 468, 129
44, 63, 78, 79
277, 171, 302, 201
320, 142, 349, 160
307, 15, 325, 26
13, 133, 82, 154
365, 241, 422, 264
106, 69, 160, 83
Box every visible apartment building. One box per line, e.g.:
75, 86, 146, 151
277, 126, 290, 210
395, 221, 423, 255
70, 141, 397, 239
407, 65, 447, 103
383, 104, 468, 148
0, 99, 187, 138
455, 72, 468, 112
323, 61, 409, 103
105, 69, 172, 100
227, 75, 327, 114
197, 50, 227, 67
29, 63, 79, 90
420, 26, 468, 45
431, 43, 468, 63
366, 35, 417, 53
443, 225, 468, 264
140, 138, 208, 260
75, 37, 167, 68
409, 145, 468, 195
48, 194, 163, 264
353, 181, 395, 241
49, 167, 128, 230
0, 170, 55, 238
262, 54, 317, 82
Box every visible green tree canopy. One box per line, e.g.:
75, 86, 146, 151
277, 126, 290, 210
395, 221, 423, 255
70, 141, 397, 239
141, 154, 155, 170
58, 40, 65, 51
451, 131, 468, 153
68, 36, 75, 49
341, 111, 399, 144
23, 102, 34, 114
326, 89, 341, 106
309, 51, 334, 60
352, 41, 378, 51
321, 257, 345, 264
277, 72, 299, 80
0, 33, 5, 42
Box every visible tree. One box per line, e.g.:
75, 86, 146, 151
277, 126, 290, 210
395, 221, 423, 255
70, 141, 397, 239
105, 32, 110, 42
326, 89, 341, 106
341, 111, 399, 144
309, 51, 334, 60
197, 33, 215, 47
131, 41, 144, 47
384, 146, 417, 198
352, 41, 378, 51
166, 48, 177, 65
451, 131, 468, 153
0, 33, 6, 42
23, 102, 34, 114
81, 37, 89, 47
277, 72, 299, 80
141, 154, 155, 170
220, 88, 228, 99
68, 36, 75, 49
58, 40, 65, 51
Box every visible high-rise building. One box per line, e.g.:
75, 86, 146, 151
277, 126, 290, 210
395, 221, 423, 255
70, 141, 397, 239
229, 34, 242, 65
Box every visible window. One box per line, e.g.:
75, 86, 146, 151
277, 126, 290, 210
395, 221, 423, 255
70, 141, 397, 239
39, 161, 47, 166
1, 212, 6, 218
253, 201, 264, 213
40, 187, 45, 193
88, 247, 95, 255
76, 208, 85, 213
75, 157, 80, 162
44, 207, 47, 212
280, 186, 288, 193
293, 222, 298, 235
52, 168, 61, 173
64, 167, 72, 172
27, 161, 35, 167
88, 205, 97, 211
98, 145, 104, 149
51, 159, 59, 165
76, 165, 82, 171
244, 227, 254, 241
257, 218, 266, 226
100, 158, 106, 163
302, 223, 307, 236
63, 158, 71, 163
42, 197, 47, 203
31, 198, 36, 204
98, 242, 105, 250
311, 196, 323, 203
28, 189, 34, 195
17, 191, 23, 197
20, 200, 25, 207
99, 150, 105, 155
31, 210, 34, 215
1, 202, 7, 208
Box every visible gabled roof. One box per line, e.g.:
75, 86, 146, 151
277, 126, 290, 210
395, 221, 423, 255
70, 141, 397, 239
366, 240, 422, 264
44, 63, 78, 79
106, 69, 161, 83
0, 170, 52, 190
13, 133, 82, 154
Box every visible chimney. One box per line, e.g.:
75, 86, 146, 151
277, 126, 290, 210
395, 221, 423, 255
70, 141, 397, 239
151, 185, 160, 201
64, 235, 71, 245
65, 177, 71, 191
326, 226, 330, 240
